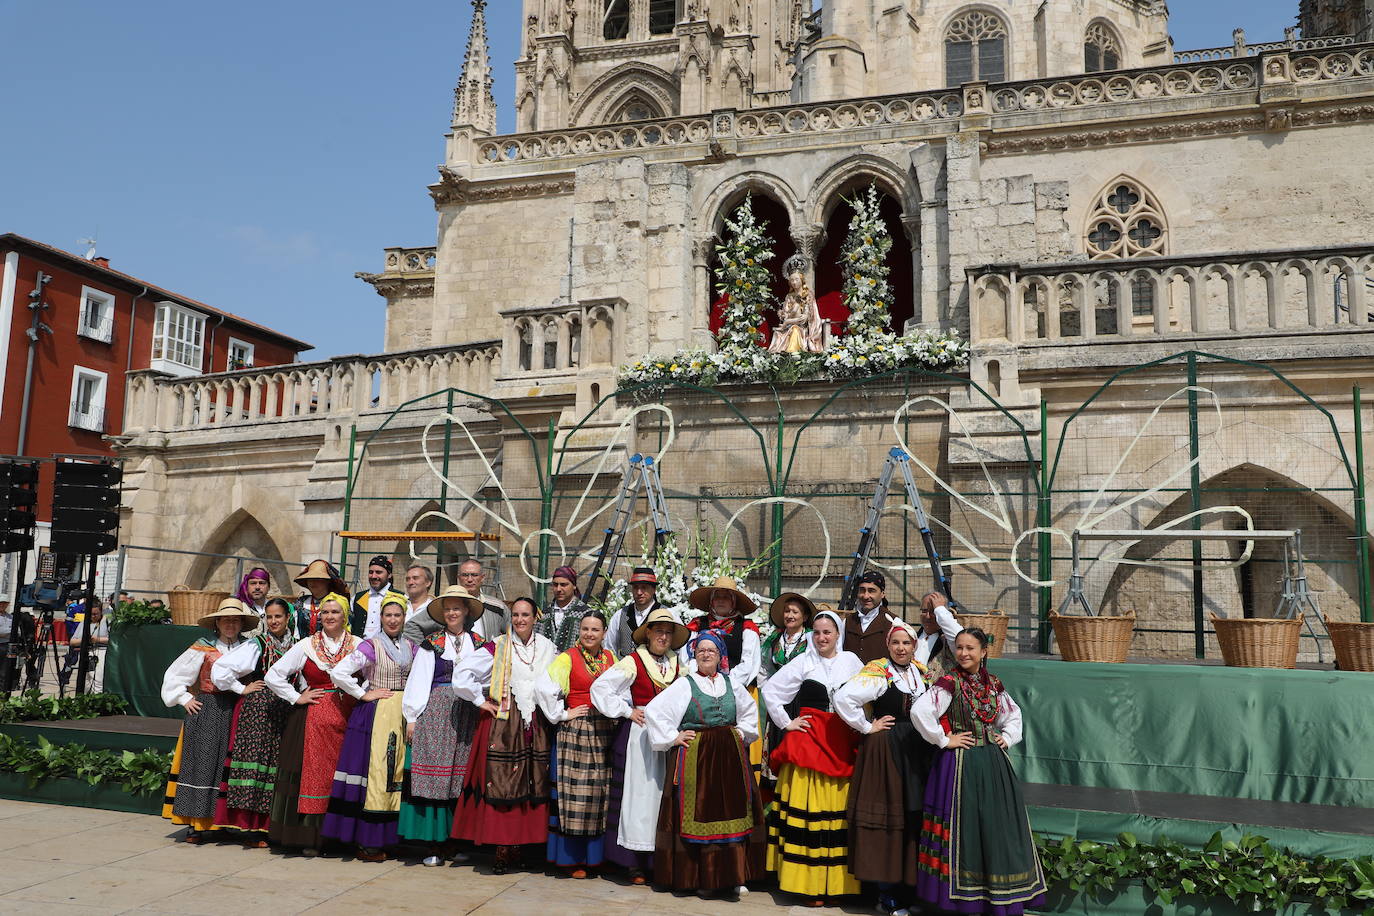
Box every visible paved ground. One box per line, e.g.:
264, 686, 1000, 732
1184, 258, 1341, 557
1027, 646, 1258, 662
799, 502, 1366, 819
0, 798, 873, 915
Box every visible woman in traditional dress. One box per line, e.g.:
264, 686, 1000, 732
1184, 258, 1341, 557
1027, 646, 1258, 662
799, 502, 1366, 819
682, 576, 760, 687
264, 593, 360, 854
645, 630, 765, 898
161, 598, 258, 844
590, 606, 687, 884
535, 609, 617, 879
320, 596, 415, 861
834, 619, 931, 916
292, 559, 349, 637
912, 628, 1047, 915
762, 609, 864, 906
399, 585, 491, 866
211, 598, 296, 846
758, 593, 814, 792
450, 596, 556, 874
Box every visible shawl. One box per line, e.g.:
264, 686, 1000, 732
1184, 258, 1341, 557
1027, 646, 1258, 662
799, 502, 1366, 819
634, 645, 680, 689
490, 632, 553, 724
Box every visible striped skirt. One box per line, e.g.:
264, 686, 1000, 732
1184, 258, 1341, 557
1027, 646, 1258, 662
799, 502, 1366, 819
216, 687, 291, 831
162, 691, 238, 825
408, 684, 478, 800
321, 692, 406, 848
766, 763, 862, 898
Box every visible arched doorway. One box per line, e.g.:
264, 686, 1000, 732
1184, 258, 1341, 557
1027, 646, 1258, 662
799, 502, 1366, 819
190, 510, 289, 593
815, 187, 914, 336
708, 192, 797, 344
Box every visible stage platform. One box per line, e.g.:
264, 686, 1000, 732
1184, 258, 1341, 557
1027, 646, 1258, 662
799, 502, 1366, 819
0, 715, 181, 754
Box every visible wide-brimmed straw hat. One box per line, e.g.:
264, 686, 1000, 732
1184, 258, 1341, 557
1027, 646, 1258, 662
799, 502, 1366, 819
632, 606, 690, 650
197, 597, 260, 632
687, 575, 757, 614
293, 559, 346, 591
429, 585, 483, 626
769, 592, 818, 629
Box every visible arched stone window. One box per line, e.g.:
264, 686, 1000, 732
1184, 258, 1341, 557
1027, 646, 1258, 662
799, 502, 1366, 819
603, 0, 629, 40
649, 0, 677, 34
609, 94, 661, 123
1085, 22, 1122, 73
945, 9, 1008, 85
1085, 178, 1167, 260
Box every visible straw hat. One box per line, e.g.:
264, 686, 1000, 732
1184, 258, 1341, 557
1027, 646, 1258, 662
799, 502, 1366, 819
632, 607, 690, 650
687, 575, 757, 614
197, 597, 260, 632
769, 592, 819, 629
429, 585, 483, 626
294, 559, 341, 588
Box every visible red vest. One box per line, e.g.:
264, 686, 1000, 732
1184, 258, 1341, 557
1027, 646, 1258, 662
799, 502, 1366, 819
629, 651, 675, 707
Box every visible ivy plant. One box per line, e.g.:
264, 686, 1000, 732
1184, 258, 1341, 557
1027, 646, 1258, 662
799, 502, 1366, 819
0, 733, 170, 797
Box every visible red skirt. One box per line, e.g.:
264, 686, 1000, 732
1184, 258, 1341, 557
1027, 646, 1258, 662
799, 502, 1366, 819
451, 709, 550, 845
299, 690, 356, 816
768, 708, 861, 779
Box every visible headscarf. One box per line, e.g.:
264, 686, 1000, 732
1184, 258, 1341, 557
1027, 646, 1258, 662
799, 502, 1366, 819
552, 566, 580, 595
367, 555, 394, 581
809, 609, 847, 656
887, 618, 920, 643
307, 591, 351, 636
856, 570, 889, 607
689, 630, 730, 673
236, 568, 271, 606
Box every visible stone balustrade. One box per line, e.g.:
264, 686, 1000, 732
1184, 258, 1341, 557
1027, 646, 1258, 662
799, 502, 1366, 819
123, 342, 501, 434
1174, 30, 1358, 64
968, 246, 1374, 346
499, 298, 623, 378
460, 42, 1373, 170
383, 246, 436, 272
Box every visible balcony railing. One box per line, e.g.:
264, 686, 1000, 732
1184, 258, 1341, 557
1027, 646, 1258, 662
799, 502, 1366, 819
123, 341, 500, 434
69, 404, 107, 433
968, 246, 1374, 346
499, 298, 623, 378
1173, 28, 1359, 64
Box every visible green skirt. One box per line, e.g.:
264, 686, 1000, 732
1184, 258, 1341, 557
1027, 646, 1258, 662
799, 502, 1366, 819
398, 743, 456, 844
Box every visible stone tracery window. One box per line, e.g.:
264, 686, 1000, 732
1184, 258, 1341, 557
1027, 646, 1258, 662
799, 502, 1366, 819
1085, 179, 1167, 259
603, 0, 629, 40
945, 10, 1008, 85
1085, 22, 1122, 73
610, 94, 661, 122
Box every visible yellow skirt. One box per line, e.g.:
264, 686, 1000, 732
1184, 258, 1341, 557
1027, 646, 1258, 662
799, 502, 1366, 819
766, 762, 861, 898
161, 730, 215, 831
747, 686, 763, 777
363, 691, 407, 813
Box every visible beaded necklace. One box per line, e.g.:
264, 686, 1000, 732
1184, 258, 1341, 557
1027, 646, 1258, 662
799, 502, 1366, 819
511, 633, 538, 667
578, 643, 610, 677
955, 665, 1000, 724
312, 630, 350, 667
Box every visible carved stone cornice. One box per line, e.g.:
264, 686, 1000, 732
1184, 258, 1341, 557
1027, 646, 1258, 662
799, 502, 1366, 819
355, 273, 435, 300
983, 103, 1374, 155
431, 167, 577, 207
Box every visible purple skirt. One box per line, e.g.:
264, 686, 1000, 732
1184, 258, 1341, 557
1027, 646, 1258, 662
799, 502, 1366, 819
321, 700, 399, 849
603, 720, 652, 871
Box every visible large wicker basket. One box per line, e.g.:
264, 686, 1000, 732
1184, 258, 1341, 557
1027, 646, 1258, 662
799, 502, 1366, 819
1325, 616, 1374, 672
958, 611, 1009, 658
167, 586, 230, 627
1212, 614, 1302, 669
1050, 611, 1134, 663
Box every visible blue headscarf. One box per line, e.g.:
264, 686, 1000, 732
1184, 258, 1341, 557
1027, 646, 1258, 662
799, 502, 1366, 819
690, 629, 731, 673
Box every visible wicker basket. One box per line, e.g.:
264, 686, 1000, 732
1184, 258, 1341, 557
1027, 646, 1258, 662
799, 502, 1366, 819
1050, 611, 1134, 663
958, 611, 1009, 658
167, 586, 230, 627
1211, 614, 1302, 669
1325, 616, 1374, 672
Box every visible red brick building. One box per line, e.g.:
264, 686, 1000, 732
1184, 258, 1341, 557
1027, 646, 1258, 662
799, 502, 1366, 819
0, 233, 312, 527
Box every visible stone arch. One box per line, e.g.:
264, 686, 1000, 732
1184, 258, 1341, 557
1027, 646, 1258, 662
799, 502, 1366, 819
697, 170, 802, 238
941, 5, 1012, 84
184, 507, 292, 594
572, 62, 680, 126
1084, 18, 1124, 73
805, 154, 920, 228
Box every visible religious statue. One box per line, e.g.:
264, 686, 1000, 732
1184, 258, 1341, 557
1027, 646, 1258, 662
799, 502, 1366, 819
768, 254, 825, 354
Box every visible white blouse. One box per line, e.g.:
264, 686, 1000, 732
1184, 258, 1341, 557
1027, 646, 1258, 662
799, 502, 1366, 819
590, 649, 681, 720
644, 672, 759, 752
401, 633, 480, 724
761, 649, 863, 730
161, 638, 249, 708
833, 660, 927, 735
209, 639, 273, 695
911, 681, 1024, 749
264, 633, 357, 706
458, 633, 555, 723
678, 622, 761, 687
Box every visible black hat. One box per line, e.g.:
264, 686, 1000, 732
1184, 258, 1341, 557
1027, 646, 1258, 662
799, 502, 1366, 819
857, 570, 886, 591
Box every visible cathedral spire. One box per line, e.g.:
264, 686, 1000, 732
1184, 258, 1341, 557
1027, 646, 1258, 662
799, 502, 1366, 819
453, 0, 497, 135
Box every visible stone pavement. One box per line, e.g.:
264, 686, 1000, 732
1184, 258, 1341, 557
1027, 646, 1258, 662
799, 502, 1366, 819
0, 798, 871, 915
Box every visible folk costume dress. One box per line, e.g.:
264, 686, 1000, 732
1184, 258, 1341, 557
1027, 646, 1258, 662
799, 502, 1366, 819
535, 644, 618, 867
834, 655, 933, 893
398, 630, 492, 844
161, 634, 251, 831
683, 613, 762, 775
757, 627, 810, 787
644, 669, 766, 892
536, 598, 586, 652
450, 630, 557, 847
320, 632, 416, 849
912, 668, 1047, 915
264, 630, 362, 847
590, 645, 682, 869
210, 630, 296, 833
762, 643, 864, 899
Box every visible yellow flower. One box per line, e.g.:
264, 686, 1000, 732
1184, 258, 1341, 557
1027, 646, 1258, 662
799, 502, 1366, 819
865, 236, 873, 244
657, 362, 666, 369
869, 278, 876, 286
670, 364, 679, 371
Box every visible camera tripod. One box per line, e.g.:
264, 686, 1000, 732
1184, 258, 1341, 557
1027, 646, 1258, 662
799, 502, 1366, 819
7, 607, 68, 698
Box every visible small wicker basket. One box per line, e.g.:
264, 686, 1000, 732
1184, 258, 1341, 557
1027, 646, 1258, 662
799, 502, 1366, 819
167, 586, 230, 628
1325, 616, 1374, 672
1211, 614, 1302, 669
1050, 611, 1134, 663
958, 611, 1009, 658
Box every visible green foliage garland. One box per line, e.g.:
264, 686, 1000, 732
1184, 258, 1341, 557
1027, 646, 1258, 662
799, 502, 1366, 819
110, 600, 171, 629
1037, 831, 1374, 912
0, 691, 127, 725
840, 185, 895, 340
0, 733, 171, 796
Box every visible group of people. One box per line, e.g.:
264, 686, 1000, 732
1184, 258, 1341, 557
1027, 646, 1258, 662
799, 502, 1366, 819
159, 557, 1046, 916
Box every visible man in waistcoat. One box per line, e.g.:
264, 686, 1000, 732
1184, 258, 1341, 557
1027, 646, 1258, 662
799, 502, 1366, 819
607, 567, 661, 660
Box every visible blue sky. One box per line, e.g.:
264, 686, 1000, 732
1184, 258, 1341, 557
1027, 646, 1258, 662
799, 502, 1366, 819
0, 1, 1298, 360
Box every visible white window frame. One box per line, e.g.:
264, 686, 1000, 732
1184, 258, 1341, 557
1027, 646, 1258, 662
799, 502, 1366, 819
227, 337, 255, 371
69, 366, 108, 432
150, 301, 206, 377
78, 286, 116, 344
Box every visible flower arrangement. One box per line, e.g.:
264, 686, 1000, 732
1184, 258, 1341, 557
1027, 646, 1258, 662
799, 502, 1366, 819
841, 185, 895, 342
714, 196, 774, 357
